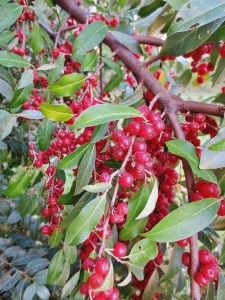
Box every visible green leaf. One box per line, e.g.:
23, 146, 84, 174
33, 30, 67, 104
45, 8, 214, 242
213, 57, 225, 86
4, 169, 34, 198
47, 250, 66, 284
83, 182, 112, 193
0, 78, 13, 100
39, 103, 73, 122
0, 110, 17, 140
161, 18, 225, 56
0, 30, 14, 47
75, 144, 96, 195
206, 282, 216, 300
0, 3, 23, 33
0, 0, 10, 5
220, 239, 225, 263
111, 31, 143, 54
136, 176, 158, 220
17, 70, 34, 89
169, 0, 225, 34
200, 127, 225, 169
120, 184, 149, 240
63, 243, 77, 264
60, 192, 95, 227
166, 139, 217, 183
143, 198, 219, 242
9, 85, 33, 109
104, 73, 124, 92
30, 24, 45, 53
208, 138, 225, 151
160, 245, 183, 282
138, 0, 164, 17
37, 119, 54, 150
61, 271, 80, 299
65, 193, 107, 245
58, 143, 89, 170
91, 124, 108, 144
128, 239, 158, 266
208, 24, 225, 41
122, 84, 143, 106
55, 261, 70, 286
48, 73, 85, 97
50, 229, 63, 248
0, 51, 30, 68
49, 55, 65, 84
103, 57, 122, 75
23, 283, 37, 300
17, 197, 38, 217
81, 50, 98, 72
18, 109, 44, 120
74, 21, 108, 55
73, 104, 141, 129
142, 269, 159, 300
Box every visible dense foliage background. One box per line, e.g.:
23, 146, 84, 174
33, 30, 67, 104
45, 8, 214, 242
0, 0, 225, 299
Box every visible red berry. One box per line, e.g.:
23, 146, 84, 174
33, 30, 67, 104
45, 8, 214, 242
182, 252, 191, 266
41, 207, 51, 218
200, 264, 219, 280
219, 44, 225, 57
94, 257, 110, 276
108, 288, 120, 300
197, 76, 204, 84
195, 180, 220, 198
177, 239, 189, 247
93, 292, 107, 300
199, 250, 214, 265
194, 271, 209, 286
88, 272, 104, 289
113, 242, 127, 257
119, 171, 134, 188
40, 225, 52, 235
80, 283, 89, 295
197, 64, 208, 76
139, 124, 156, 140
82, 257, 95, 270
218, 200, 225, 216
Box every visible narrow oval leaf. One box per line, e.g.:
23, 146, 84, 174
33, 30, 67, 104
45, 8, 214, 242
75, 144, 96, 195
0, 3, 23, 33
18, 110, 44, 120
0, 30, 14, 47
48, 73, 84, 97
81, 50, 98, 72
0, 51, 30, 68
61, 271, 80, 299
128, 239, 158, 266
65, 193, 107, 245
17, 69, 34, 89
0, 78, 13, 100
58, 143, 89, 170
136, 176, 158, 220
143, 198, 220, 242
73, 104, 142, 129
4, 169, 34, 198
30, 24, 45, 54
111, 31, 143, 54
217, 273, 225, 300
83, 182, 112, 193
166, 139, 217, 183
47, 250, 65, 284
35, 284, 50, 300
0, 110, 17, 140
38, 119, 54, 150
122, 84, 143, 106
9, 85, 33, 109
40, 103, 73, 122
23, 283, 37, 300
74, 21, 108, 55
49, 55, 65, 84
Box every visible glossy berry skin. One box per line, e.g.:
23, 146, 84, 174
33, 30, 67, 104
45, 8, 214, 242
119, 172, 134, 188
88, 272, 104, 289
195, 180, 220, 198
218, 200, 225, 216
219, 44, 225, 57
40, 225, 52, 236
194, 271, 209, 286
113, 242, 127, 257
94, 257, 110, 276
199, 250, 214, 265
182, 252, 191, 266
199, 264, 219, 280
139, 124, 156, 140
177, 239, 189, 247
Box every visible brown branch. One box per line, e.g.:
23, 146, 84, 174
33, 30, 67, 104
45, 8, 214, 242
142, 54, 161, 67
132, 34, 164, 47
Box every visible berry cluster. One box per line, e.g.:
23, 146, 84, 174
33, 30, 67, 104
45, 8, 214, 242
182, 250, 219, 287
